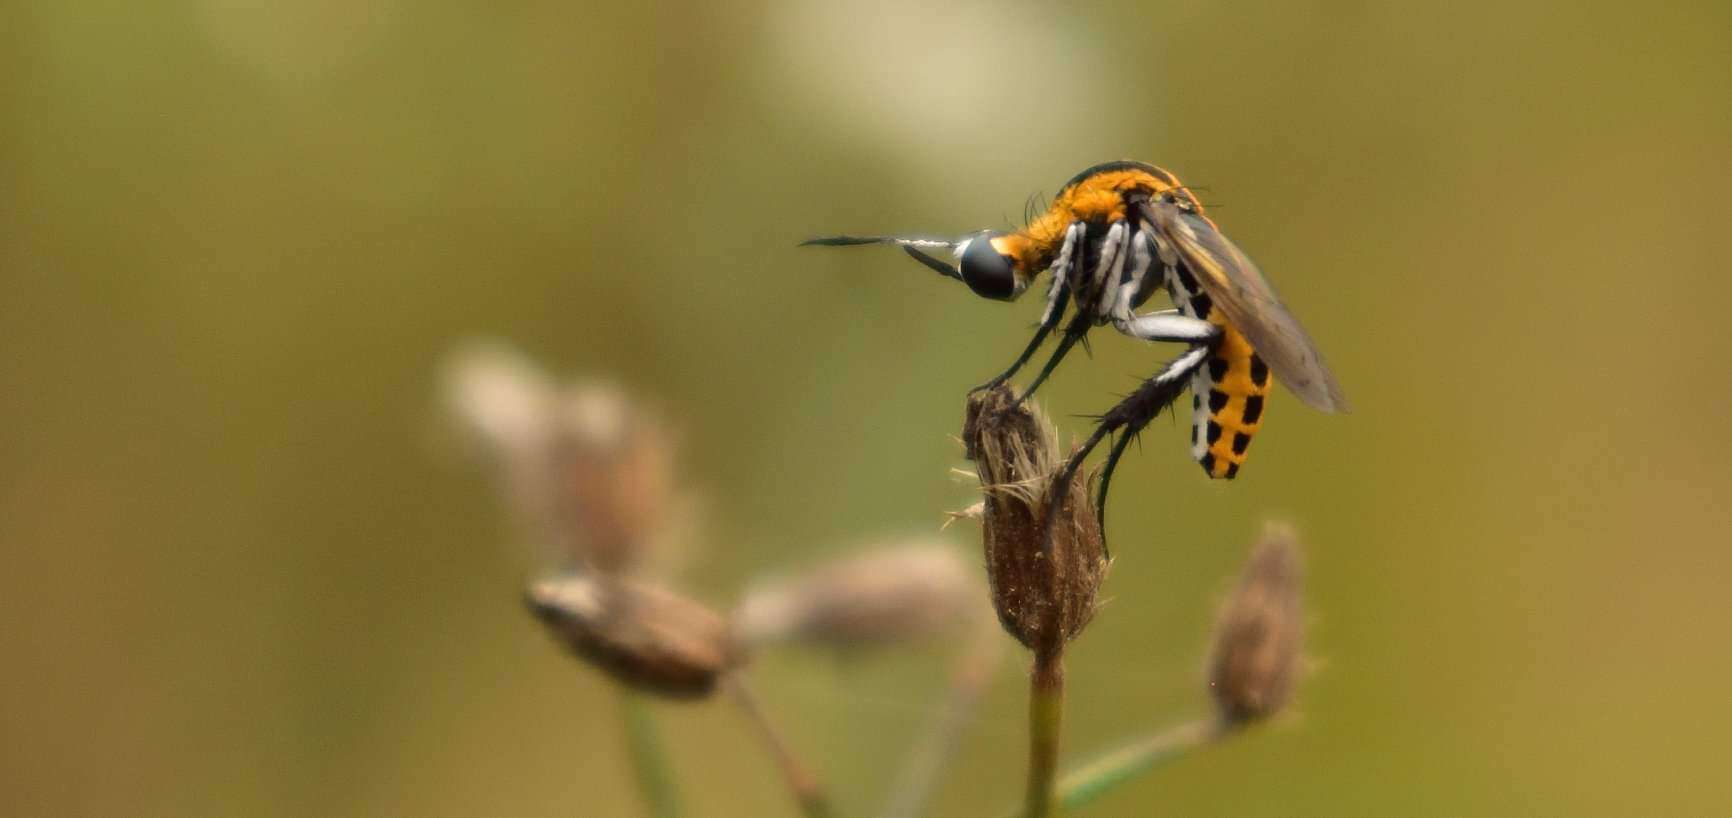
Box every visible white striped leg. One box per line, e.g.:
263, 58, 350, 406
1040, 223, 1083, 325
1094, 221, 1133, 319
1088, 221, 1127, 311
1113, 310, 1219, 344
1109, 232, 1157, 322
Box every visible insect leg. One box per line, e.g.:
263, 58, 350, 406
972, 224, 1083, 392
1013, 309, 1092, 404
1110, 231, 1158, 322
1041, 223, 1086, 327
972, 284, 1071, 393
1114, 310, 1219, 344
1094, 221, 1132, 320
1091, 426, 1139, 545
1011, 221, 1111, 403
1040, 343, 1212, 556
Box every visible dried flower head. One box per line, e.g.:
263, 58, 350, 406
549, 381, 677, 574
442, 340, 562, 552
962, 386, 1107, 654
526, 574, 737, 699
442, 340, 559, 462
1207, 523, 1306, 726
442, 340, 680, 575
732, 541, 983, 651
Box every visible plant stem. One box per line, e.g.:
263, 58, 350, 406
1051, 719, 1222, 812
880, 619, 1005, 818
724, 674, 833, 818
618, 690, 681, 818
1001, 720, 1226, 817
1023, 646, 1066, 818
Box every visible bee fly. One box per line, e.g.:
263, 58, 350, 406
804, 161, 1348, 546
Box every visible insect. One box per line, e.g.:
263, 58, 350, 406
804, 161, 1347, 545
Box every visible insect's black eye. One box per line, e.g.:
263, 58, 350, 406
959, 233, 1018, 300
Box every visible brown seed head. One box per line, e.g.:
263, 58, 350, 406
442, 340, 559, 463
442, 340, 679, 575
962, 386, 1107, 654
442, 341, 562, 556
1207, 523, 1306, 726
526, 574, 737, 699
549, 382, 677, 574
732, 541, 983, 651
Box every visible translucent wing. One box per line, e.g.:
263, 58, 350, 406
1143, 198, 1350, 413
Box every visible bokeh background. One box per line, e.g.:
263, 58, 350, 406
4, 1, 1730, 815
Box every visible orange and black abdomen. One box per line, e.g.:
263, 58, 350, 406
1166, 259, 1271, 480
1189, 325, 1271, 479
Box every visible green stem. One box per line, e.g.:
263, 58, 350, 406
1002, 720, 1225, 817
1023, 647, 1065, 818
1053, 719, 1221, 811
618, 690, 681, 818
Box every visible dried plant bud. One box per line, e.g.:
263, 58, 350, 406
551, 382, 677, 574
441, 340, 681, 575
1207, 523, 1306, 726
732, 542, 983, 651
442, 341, 562, 553
526, 574, 736, 699
442, 339, 559, 463
962, 386, 1107, 654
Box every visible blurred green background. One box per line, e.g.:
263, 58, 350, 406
4, 1, 1730, 815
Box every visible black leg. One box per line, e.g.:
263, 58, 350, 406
1092, 428, 1140, 555
972, 284, 1070, 393
1013, 310, 1092, 404
975, 223, 1082, 394
1039, 344, 1211, 554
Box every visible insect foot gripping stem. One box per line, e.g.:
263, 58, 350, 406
962, 385, 1107, 655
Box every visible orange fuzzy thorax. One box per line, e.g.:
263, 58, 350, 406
1007, 164, 1191, 275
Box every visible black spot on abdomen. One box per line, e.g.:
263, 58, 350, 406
1242, 394, 1264, 424
1250, 355, 1270, 388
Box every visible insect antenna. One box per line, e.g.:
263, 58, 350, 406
1022, 190, 1049, 226
902, 246, 964, 282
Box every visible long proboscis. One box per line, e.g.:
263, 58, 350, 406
799, 235, 955, 249
801, 235, 963, 282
